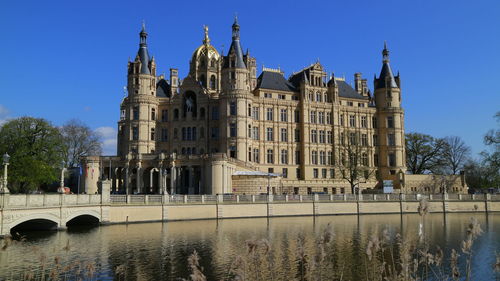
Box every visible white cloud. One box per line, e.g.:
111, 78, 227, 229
0, 105, 10, 126
95, 126, 117, 156
0, 105, 9, 116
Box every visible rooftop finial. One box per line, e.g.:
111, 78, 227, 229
382, 41, 390, 63
142, 20, 146, 32
232, 14, 240, 40
203, 25, 210, 45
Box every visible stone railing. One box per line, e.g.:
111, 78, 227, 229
1, 193, 498, 209
1, 194, 103, 208
107, 193, 499, 205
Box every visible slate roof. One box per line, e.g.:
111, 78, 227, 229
375, 62, 398, 89
256, 71, 296, 92
156, 79, 171, 97
137, 46, 150, 74
337, 80, 369, 100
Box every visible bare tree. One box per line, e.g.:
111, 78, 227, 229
405, 132, 446, 174
439, 136, 471, 175
338, 131, 375, 194
60, 119, 102, 168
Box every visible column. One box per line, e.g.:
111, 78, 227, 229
136, 164, 142, 194
188, 166, 194, 194
124, 166, 129, 195
170, 167, 175, 195
158, 167, 164, 194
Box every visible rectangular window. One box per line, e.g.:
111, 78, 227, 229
230, 123, 237, 137
212, 107, 219, 120
373, 135, 378, 146
310, 130, 317, 143
281, 149, 288, 164
340, 132, 345, 145
362, 153, 368, 166
296, 168, 301, 179
211, 127, 219, 139
132, 127, 138, 140
229, 102, 237, 116
253, 148, 259, 163
349, 115, 356, 127
281, 128, 288, 142
161, 128, 168, 141
318, 112, 325, 124
310, 111, 316, 123
313, 169, 319, 178
388, 153, 396, 166
361, 134, 368, 146
252, 127, 259, 140
388, 134, 396, 146
264, 93, 272, 98
161, 110, 168, 122
327, 151, 333, 165
340, 188, 345, 194
282, 168, 288, 178
150, 128, 155, 140
372, 117, 377, 128
266, 128, 273, 141
133, 106, 139, 120
294, 110, 300, 123
267, 149, 274, 164
280, 109, 288, 122
347, 101, 353, 106
266, 108, 273, 121
320, 151, 326, 165
327, 131, 332, 144
311, 151, 318, 165
330, 169, 335, 179
340, 114, 345, 126
361, 116, 367, 128
322, 169, 327, 178
319, 130, 325, 143
294, 129, 300, 142
252, 107, 259, 120
349, 132, 357, 145
387, 116, 394, 128
374, 153, 379, 165
278, 94, 286, 100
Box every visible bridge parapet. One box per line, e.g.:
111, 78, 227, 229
1, 194, 104, 209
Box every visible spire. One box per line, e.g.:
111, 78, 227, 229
226, 15, 246, 69
232, 15, 240, 40
203, 25, 210, 45
382, 40, 390, 63
137, 22, 151, 74
375, 41, 397, 89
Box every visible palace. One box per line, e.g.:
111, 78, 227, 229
82, 18, 414, 195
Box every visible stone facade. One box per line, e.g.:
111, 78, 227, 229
81, 18, 414, 195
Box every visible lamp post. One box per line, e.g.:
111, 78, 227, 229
58, 161, 66, 193
2, 153, 10, 193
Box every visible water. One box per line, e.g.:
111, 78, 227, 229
1, 213, 499, 280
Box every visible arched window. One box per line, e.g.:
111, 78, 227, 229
210, 59, 215, 67
150, 128, 155, 141
151, 108, 156, 120
316, 92, 322, 102
200, 59, 205, 67
199, 74, 206, 87
200, 107, 205, 119
210, 75, 216, 89
173, 128, 178, 139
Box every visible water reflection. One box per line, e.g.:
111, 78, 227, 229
0, 213, 498, 280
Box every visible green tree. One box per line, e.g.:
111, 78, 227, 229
405, 132, 445, 174
0, 117, 64, 193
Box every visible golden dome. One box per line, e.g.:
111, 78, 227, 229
191, 25, 220, 63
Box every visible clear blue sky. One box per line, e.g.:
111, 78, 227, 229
1, 0, 499, 156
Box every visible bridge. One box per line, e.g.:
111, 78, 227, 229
1, 180, 499, 236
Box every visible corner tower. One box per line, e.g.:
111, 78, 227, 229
220, 16, 253, 160
117, 23, 159, 156
374, 42, 406, 186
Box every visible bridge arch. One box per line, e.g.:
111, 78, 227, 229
65, 210, 101, 227
9, 214, 60, 234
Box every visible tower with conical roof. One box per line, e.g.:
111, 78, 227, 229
118, 23, 159, 162
220, 16, 253, 161
374, 42, 406, 187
